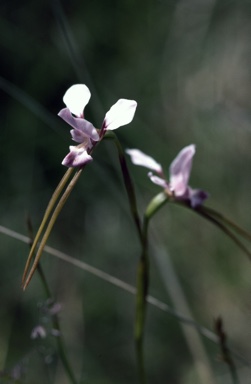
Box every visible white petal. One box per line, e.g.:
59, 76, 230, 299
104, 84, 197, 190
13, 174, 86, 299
63, 84, 91, 117
126, 149, 162, 173
169, 144, 195, 196
104, 99, 137, 130
148, 172, 168, 188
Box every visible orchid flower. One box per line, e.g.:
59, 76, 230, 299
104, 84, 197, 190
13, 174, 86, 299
58, 84, 137, 168
126, 145, 208, 208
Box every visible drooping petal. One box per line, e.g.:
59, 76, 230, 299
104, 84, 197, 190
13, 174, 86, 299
62, 146, 93, 168
187, 187, 209, 208
148, 172, 169, 188
58, 108, 99, 142
63, 84, 91, 117
126, 149, 162, 173
103, 99, 137, 130
169, 144, 195, 196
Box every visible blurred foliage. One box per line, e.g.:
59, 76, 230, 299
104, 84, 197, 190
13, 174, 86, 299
1, 0, 251, 383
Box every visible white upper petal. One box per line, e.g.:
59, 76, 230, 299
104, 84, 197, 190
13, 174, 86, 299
104, 99, 137, 130
63, 84, 91, 117
126, 149, 162, 173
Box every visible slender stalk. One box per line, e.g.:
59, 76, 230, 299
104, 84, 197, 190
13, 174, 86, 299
23, 168, 83, 289
135, 219, 148, 384
107, 132, 170, 384
194, 207, 251, 261
199, 206, 251, 242
105, 132, 151, 382
214, 317, 239, 384
103, 132, 143, 245
173, 200, 251, 261
135, 192, 169, 384
22, 168, 74, 284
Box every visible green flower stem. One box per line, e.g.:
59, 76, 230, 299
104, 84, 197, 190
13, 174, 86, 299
106, 131, 170, 384
135, 192, 169, 383
22, 168, 74, 285
103, 131, 143, 245
23, 168, 83, 290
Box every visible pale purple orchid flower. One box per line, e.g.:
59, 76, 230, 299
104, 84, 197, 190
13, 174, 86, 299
126, 145, 208, 208
58, 84, 137, 168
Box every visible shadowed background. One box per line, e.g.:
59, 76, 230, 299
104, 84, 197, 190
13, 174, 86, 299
1, 0, 251, 383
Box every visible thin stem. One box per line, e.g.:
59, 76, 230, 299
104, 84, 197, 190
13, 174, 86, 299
22, 168, 74, 284
199, 206, 251, 242
106, 133, 170, 384
214, 317, 239, 384
135, 219, 149, 384
134, 192, 169, 384
172, 200, 251, 262
23, 168, 83, 290
104, 131, 143, 245
105, 132, 150, 382
194, 207, 251, 261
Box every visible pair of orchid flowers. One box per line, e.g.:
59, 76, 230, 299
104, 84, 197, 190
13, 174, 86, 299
59, 84, 208, 208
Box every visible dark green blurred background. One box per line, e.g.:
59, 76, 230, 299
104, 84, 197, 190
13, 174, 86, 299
1, 0, 251, 383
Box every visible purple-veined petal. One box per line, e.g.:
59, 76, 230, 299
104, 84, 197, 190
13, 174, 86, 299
187, 187, 209, 208
62, 146, 93, 168
169, 144, 195, 196
148, 172, 169, 188
103, 99, 137, 130
63, 84, 91, 117
126, 149, 162, 173
58, 108, 99, 142
70, 129, 92, 149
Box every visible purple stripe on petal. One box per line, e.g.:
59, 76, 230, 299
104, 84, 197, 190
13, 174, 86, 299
62, 146, 93, 168
70, 129, 92, 148
58, 108, 99, 141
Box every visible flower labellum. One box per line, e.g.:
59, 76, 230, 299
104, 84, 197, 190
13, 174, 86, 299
62, 146, 93, 168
